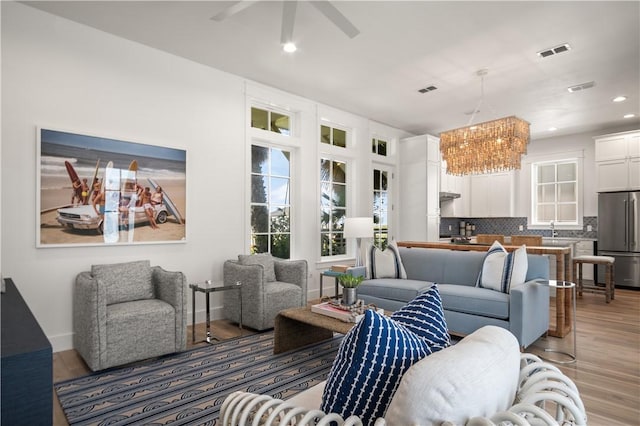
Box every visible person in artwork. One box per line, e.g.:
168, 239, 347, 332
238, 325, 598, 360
151, 186, 164, 206
141, 186, 159, 229
80, 178, 90, 205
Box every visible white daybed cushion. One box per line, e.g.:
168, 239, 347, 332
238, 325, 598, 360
384, 325, 520, 425
288, 381, 326, 410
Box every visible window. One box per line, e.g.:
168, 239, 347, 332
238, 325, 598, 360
320, 158, 347, 256
372, 138, 388, 156
373, 168, 390, 249
251, 107, 291, 136
532, 159, 579, 225
250, 145, 291, 258
320, 125, 347, 148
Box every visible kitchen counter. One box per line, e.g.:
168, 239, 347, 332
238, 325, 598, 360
398, 240, 575, 338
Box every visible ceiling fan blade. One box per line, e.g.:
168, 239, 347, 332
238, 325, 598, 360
281, 1, 298, 44
309, 0, 360, 39
211, 0, 258, 22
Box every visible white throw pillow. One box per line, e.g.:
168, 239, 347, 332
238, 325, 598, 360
478, 241, 528, 293
384, 326, 521, 425
365, 240, 407, 279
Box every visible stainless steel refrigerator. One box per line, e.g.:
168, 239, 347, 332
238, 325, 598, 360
598, 191, 640, 288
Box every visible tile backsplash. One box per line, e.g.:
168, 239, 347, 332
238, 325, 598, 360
440, 216, 598, 239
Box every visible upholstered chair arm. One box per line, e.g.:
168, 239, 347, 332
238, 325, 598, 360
509, 280, 550, 349
223, 260, 267, 328
274, 259, 308, 303
152, 266, 187, 351
73, 271, 107, 371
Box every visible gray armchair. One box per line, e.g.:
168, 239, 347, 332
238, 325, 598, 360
223, 255, 307, 331
73, 260, 187, 371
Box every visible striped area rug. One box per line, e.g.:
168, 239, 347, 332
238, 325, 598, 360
55, 331, 342, 425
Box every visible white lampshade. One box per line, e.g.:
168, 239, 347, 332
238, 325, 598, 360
344, 217, 373, 238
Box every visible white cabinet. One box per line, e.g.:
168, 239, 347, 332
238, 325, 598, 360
440, 163, 469, 217
595, 131, 640, 191
399, 134, 440, 242
469, 172, 514, 217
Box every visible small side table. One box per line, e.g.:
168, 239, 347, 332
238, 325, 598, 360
319, 270, 345, 299
538, 280, 577, 364
190, 280, 242, 344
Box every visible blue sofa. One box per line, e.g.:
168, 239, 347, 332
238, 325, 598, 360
356, 247, 550, 348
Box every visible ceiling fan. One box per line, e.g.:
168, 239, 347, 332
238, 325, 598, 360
211, 1, 360, 48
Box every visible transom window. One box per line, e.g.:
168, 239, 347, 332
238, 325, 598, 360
320, 125, 347, 148
532, 159, 578, 225
250, 145, 291, 258
320, 158, 347, 256
372, 138, 388, 156
251, 107, 291, 136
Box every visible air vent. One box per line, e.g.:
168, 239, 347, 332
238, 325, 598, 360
567, 81, 596, 93
418, 85, 438, 94
537, 43, 571, 58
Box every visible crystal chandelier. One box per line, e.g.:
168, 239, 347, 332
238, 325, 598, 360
440, 70, 530, 176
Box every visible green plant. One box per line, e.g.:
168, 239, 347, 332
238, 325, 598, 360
338, 274, 364, 289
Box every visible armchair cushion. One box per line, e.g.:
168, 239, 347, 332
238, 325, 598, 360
384, 326, 520, 425
91, 260, 153, 305
238, 253, 276, 282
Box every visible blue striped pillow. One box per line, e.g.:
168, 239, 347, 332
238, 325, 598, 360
391, 284, 451, 351
478, 241, 528, 293
366, 240, 407, 279
321, 310, 433, 425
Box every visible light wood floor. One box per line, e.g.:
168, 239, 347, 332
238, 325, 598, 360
53, 289, 640, 425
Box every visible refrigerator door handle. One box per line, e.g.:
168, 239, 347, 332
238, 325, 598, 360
624, 199, 628, 246
632, 197, 637, 250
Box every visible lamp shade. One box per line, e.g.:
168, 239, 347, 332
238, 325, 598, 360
344, 217, 373, 239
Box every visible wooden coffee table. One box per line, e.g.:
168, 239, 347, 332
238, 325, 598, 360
273, 305, 358, 354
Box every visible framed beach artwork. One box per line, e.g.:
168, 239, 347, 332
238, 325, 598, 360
37, 127, 187, 247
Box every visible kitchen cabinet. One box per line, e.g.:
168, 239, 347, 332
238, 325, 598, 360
470, 172, 514, 217
595, 131, 640, 191
440, 163, 469, 217
399, 134, 440, 241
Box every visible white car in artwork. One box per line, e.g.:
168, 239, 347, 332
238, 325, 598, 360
56, 204, 169, 235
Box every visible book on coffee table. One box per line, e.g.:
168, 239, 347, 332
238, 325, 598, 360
311, 302, 383, 323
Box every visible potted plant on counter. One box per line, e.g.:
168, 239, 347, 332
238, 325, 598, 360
338, 274, 364, 306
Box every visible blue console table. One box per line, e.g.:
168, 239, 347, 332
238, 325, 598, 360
1, 278, 53, 425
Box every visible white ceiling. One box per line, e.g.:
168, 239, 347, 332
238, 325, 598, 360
23, 1, 640, 140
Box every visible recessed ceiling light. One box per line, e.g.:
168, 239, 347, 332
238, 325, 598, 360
548, 127, 558, 131
283, 42, 297, 53
613, 96, 627, 103
624, 113, 636, 119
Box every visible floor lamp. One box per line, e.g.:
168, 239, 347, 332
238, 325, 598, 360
344, 217, 373, 267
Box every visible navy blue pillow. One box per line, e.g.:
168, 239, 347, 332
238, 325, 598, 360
321, 310, 433, 425
391, 284, 451, 351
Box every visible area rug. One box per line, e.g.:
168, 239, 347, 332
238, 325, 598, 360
55, 332, 342, 425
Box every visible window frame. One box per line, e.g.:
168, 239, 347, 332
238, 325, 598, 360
249, 142, 293, 258
529, 156, 584, 229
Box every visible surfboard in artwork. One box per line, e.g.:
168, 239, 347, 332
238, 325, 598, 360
64, 160, 83, 206
148, 178, 184, 224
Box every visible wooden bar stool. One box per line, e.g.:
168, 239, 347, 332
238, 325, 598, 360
573, 255, 615, 303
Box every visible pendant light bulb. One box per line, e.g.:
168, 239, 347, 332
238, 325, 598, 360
283, 42, 297, 53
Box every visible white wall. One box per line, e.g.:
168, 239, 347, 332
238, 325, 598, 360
1, 3, 411, 351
